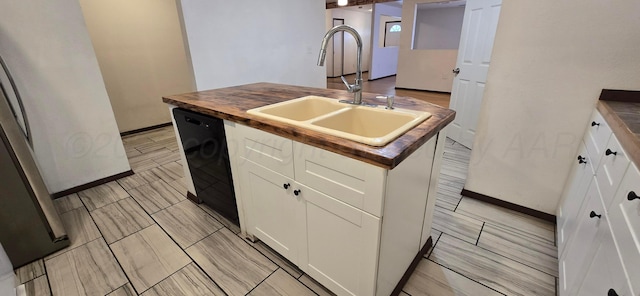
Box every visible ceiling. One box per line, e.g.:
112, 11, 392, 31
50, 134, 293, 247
325, 0, 402, 9
417, 0, 466, 10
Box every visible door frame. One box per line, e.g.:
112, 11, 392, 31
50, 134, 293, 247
331, 18, 345, 78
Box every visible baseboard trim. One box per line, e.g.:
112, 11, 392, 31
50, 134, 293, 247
326, 71, 369, 79
394, 87, 452, 94
187, 191, 202, 203
368, 74, 396, 81
461, 189, 556, 223
120, 122, 173, 137
51, 170, 134, 199
390, 236, 433, 296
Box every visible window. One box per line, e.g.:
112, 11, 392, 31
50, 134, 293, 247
389, 24, 401, 32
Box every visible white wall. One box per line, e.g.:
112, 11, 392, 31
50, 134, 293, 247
465, 0, 640, 214
396, 0, 461, 92
179, 0, 326, 91
413, 6, 464, 50
325, 7, 372, 77
79, 0, 196, 133
0, 0, 131, 193
369, 3, 402, 80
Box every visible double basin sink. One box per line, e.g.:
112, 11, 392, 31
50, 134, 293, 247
247, 96, 432, 146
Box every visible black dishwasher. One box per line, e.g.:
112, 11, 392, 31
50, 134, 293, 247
173, 108, 238, 226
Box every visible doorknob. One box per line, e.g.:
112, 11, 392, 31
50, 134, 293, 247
452, 68, 460, 75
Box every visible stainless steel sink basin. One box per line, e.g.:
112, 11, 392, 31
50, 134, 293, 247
247, 95, 431, 146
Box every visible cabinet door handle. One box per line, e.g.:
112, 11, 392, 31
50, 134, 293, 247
589, 211, 602, 219
577, 155, 587, 164
591, 121, 600, 127
608, 288, 618, 296
605, 149, 617, 156
283, 183, 290, 189
294, 189, 301, 196
628, 191, 639, 201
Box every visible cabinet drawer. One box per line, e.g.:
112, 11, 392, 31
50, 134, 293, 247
235, 124, 294, 178
595, 134, 630, 209
293, 142, 386, 217
607, 164, 640, 296
584, 111, 612, 169
558, 141, 595, 254
559, 178, 606, 294
575, 220, 632, 296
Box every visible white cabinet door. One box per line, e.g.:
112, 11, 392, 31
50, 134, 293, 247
296, 183, 381, 296
558, 142, 595, 254
240, 159, 299, 264
559, 178, 606, 295
575, 221, 632, 296
596, 134, 630, 208
607, 164, 640, 295
584, 111, 612, 170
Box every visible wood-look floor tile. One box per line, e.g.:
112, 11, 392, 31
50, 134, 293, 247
122, 135, 154, 146
149, 162, 183, 183
128, 147, 173, 164
153, 151, 181, 165
152, 200, 223, 248
250, 241, 303, 279
477, 223, 558, 277
53, 193, 84, 215
167, 177, 188, 196
455, 197, 556, 246
400, 291, 410, 296
15, 259, 45, 284
130, 158, 159, 172
106, 283, 136, 296
404, 259, 504, 296
430, 234, 555, 296
249, 269, 314, 296
117, 170, 160, 191
186, 228, 277, 296
91, 197, 155, 244
22, 275, 51, 296
432, 207, 483, 244
198, 203, 241, 234
136, 141, 171, 154
298, 274, 336, 296
435, 189, 462, 211
47, 207, 101, 258
128, 180, 185, 214
111, 225, 191, 293
78, 181, 129, 211
46, 239, 127, 296
141, 263, 225, 296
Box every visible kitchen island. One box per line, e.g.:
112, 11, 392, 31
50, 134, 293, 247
163, 82, 455, 296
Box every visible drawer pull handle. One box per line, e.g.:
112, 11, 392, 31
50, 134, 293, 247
283, 183, 290, 189
589, 211, 602, 219
605, 149, 617, 156
628, 191, 639, 201
294, 189, 301, 196
591, 121, 600, 127
577, 155, 587, 164
608, 288, 618, 296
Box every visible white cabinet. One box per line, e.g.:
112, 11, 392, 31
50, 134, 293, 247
239, 160, 300, 264
557, 142, 594, 254
297, 183, 380, 296
575, 220, 632, 296
608, 164, 640, 296
558, 109, 639, 296
226, 122, 443, 296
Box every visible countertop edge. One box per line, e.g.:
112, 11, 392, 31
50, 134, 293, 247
597, 101, 640, 168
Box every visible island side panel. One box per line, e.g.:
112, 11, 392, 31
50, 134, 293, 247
421, 131, 447, 248
376, 137, 437, 296
223, 120, 249, 236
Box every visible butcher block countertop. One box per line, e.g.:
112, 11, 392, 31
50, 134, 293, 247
597, 89, 640, 168
163, 83, 455, 169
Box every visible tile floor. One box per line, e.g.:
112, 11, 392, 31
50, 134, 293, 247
14, 126, 558, 296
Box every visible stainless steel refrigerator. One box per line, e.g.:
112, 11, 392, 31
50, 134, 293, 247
0, 54, 68, 267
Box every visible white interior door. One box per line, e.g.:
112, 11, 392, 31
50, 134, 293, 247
331, 18, 344, 78
448, 0, 501, 148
